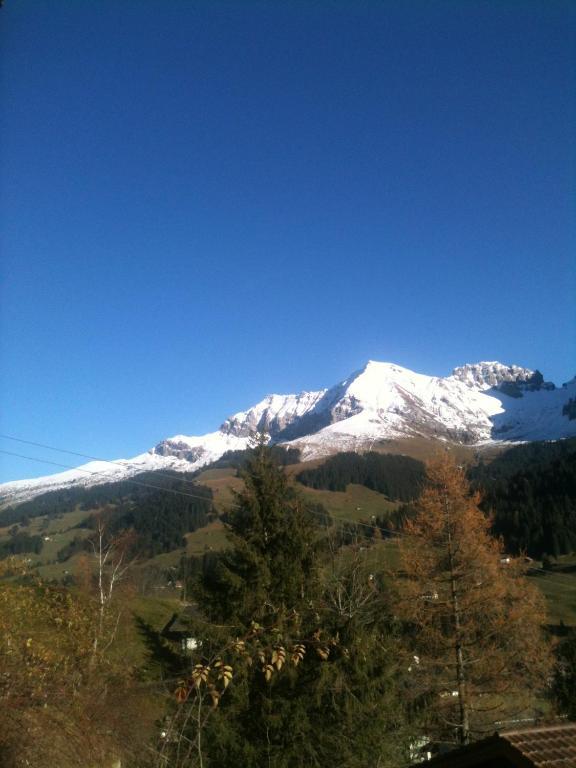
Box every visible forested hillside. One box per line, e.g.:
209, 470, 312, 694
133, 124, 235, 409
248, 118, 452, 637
0, 471, 214, 558
95, 478, 213, 557
294, 443, 576, 559
208, 445, 301, 469
0, 470, 204, 521
471, 438, 576, 557
2, 441, 575, 565
0, 448, 305, 564
296, 451, 425, 501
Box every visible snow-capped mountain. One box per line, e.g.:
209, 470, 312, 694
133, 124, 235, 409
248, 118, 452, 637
2, 360, 575, 505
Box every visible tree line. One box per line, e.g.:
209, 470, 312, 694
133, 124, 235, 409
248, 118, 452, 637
2, 439, 575, 566
74, 475, 214, 558
0, 531, 43, 557
0, 442, 572, 767
0, 472, 214, 561
296, 443, 576, 558
297, 451, 425, 501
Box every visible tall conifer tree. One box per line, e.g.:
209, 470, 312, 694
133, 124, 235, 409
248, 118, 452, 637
395, 454, 553, 746
197, 437, 318, 623
176, 441, 411, 768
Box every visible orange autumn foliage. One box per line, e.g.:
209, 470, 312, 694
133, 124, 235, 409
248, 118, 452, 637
395, 454, 553, 744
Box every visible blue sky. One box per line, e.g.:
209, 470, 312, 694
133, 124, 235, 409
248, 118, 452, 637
1, 0, 575, 482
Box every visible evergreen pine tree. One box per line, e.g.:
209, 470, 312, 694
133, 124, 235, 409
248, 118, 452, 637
197, 438, 318, 623
170, 441, 411, 768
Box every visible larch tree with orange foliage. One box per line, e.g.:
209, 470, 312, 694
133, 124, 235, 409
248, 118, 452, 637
395, 454, 553, 747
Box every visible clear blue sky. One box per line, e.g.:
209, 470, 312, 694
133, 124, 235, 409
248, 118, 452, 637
1, 0, 575, 482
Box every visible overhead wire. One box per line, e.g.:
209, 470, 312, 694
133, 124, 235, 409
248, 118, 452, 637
0, 436, 400, 535
0, 446, 400, 545
0, 449, 215, 505
0, 432, 213, 490
0, 434, 403, 534
0, 442, 405, 536
2, 441, 574, 580
5, 445, 574, 561
0, 451, 412, 561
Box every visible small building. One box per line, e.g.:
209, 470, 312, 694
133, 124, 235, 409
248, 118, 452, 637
414, 722, 576, 768
162, 604, 203, 653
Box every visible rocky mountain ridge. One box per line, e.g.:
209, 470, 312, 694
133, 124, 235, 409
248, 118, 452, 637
2, 360, 575, 505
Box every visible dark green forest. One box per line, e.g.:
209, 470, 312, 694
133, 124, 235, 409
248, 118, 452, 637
295, 444, 576, 558
0, 531, 43, 558
296, 451, 425, 501
0, 472, 214, 558
471, 438, 576, 557
92, 480, 213, 557
208, 445, 301, 469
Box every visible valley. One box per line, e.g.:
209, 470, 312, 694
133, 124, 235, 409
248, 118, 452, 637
2, 439, 575, 625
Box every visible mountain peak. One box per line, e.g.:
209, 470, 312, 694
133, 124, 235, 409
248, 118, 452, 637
363, 359, 408, 370
450, 361, 538, 390
2, 357, 574, 506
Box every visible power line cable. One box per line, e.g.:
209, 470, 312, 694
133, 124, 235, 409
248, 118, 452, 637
0, 449, 215, 505
0, 440, 405, 535
3, 449, 574, 595
6, 442, 572, 567
4, 431, 574, 546
0, 435, 406, 532
0, 432, 215, 490
0, 435, 402, 535
5, 445, 544, 548
0, 449, 412, 554
0, 435, 399, 535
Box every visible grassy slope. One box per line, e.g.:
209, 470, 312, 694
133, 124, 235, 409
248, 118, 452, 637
2, 457, 575, 626
0, 505, 92, 579
198, 462, 400, 521
535, 574, 576, 626
355, 436, 508, 464
119, 595, 182, 672
526, 554, 576, 626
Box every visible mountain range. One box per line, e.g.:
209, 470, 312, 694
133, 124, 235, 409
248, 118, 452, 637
2, 360, 575, 505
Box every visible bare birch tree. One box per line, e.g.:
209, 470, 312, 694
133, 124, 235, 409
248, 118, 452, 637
87, 515, 136, 659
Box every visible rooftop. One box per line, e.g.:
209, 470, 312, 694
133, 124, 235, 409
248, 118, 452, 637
419, 723, 576, 768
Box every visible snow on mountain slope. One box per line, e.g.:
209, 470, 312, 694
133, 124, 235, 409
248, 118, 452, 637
152, 430, 252, 462
2, 360, 575, 505
287, 361, 576, 459
0, 432, 252, 506
0, 452, 188, 507
221, 391, 328, 438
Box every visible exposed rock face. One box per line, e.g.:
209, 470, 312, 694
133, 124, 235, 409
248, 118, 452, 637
2, 359, 575, 505
220, 391, 328, 438
153, 440, 207, 462
450, 362, 555, 396
450, 362, 537, 389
